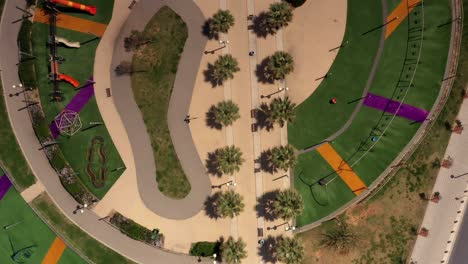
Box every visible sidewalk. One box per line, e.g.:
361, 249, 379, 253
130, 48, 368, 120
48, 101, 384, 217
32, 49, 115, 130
410, 93, 468, 263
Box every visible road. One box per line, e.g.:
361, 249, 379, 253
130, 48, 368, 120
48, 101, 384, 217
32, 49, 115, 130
450, 207, 468, 263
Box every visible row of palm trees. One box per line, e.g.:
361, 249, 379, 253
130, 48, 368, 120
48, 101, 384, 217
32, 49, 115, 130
204, 4, 301, 264
214, 188, 303, 220
213, 144, 296, 175
211, 97, 296, 129
210, 52, 294, 85
208, 2, 293, 36
221, 236, 304, 264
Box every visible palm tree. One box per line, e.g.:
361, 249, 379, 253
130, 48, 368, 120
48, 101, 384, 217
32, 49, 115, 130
211, 55, 240, 85
215, 146, 244, 175
268, 97, 296, 127
266, 51, 294, 80
216, 190, 245, 218
272, 189, 304, 220
276, 237, 305, 264
266, 2, 293, 32
222, 237, 247, 264
320, 223, 360, 255
270, 145, 297, 171
209, 10, 235, 35
213, 100, 240, 126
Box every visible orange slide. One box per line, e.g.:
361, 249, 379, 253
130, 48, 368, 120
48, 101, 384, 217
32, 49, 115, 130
58, 73, 80, 88
50, 0, 96, 15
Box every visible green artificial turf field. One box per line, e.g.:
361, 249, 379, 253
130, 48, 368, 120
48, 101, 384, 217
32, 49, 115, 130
0, 170, 84, 264
293, 0, 452, 226
31, 6, 125, 198
294, 152, 355, 227
288, 0, 383, 149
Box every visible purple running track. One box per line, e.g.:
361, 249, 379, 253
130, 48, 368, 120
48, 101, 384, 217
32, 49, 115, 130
49, 77, 95, 138
0, 174, 12, 200
363, 92, 429, 122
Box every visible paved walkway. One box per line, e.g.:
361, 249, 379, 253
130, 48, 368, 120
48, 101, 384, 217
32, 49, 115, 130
410, 89, 468, 264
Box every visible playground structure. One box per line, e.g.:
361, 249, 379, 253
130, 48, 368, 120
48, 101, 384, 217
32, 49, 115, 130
54, 109, 82, 136
55, 36, 80, 48
86, 136, 107, 188
43, 0, 98, 100
50, 0, 96, 15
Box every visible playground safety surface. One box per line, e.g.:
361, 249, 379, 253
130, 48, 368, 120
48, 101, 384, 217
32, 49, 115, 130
33, 8, 107, 37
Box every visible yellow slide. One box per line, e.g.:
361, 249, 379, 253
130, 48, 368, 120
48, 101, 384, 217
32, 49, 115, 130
55, 36, 81, 48
316, 143, 367, 195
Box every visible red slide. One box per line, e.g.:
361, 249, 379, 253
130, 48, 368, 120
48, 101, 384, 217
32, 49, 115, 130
50, 0, 97, 15
58, 74, 80, 88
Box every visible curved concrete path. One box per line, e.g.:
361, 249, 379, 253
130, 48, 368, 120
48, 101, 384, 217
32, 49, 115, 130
104, 0, 210, 220
0, 0, 209, 262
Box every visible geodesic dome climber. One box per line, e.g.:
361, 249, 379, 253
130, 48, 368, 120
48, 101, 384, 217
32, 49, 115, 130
54, 109, 82, 136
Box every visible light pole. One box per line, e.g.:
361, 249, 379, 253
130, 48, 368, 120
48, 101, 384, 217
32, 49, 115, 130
204, 40, 229, 54
285, 222, 296, 231
211, 180, 237, 189
261, 86, 289, 99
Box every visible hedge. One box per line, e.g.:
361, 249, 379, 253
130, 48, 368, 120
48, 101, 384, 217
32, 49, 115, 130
189, 241, 221, 257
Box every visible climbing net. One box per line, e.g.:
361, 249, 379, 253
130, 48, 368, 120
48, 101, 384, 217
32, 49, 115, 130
54, 109, 82, 136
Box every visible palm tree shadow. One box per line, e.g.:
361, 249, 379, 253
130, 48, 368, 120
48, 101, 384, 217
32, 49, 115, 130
258, 235, 277, 263
206, 151, 222, 177
201, 19, 219, 40
206, 105, 223, 130
204, 63, 222, 87
259, 149, 277, 174
256, 190, 279, 221
253, 12, 273, 38
255, 103, 274, 131
256, 57, 275, 84
204, 192, 221, 219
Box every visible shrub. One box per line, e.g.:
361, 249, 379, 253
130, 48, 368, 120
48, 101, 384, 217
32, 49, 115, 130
286, 0, 306, 8
17, 20, 37, 88
189, 241, 221, 257
110, 213, 164, 246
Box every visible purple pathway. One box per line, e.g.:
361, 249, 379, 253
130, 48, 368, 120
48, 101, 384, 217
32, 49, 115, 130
49, 77, 95, 138
0, 174, 12, 200
363, 92, 429, 122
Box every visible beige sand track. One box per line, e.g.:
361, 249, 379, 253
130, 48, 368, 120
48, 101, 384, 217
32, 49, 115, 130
284, 0, 347, 105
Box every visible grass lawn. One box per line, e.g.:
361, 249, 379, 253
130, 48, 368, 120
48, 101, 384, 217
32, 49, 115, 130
131, 6, 190, 199
288, 0, 383, 149
294, 151, 355, 227
0, 170, 84, 264
32, 193, 135, 264
0, 81, 36, 191
297, 0, 467, 261
293, 0, 451, 226
31, 17, 125, 198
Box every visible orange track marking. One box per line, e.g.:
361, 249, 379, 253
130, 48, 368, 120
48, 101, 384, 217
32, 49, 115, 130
33, 8, 107, 36
316, 143, 367, 195
385, 0, 421, 39
42, 237, 67, 264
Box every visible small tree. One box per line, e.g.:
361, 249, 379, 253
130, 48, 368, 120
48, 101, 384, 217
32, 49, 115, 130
272, 189, 304, 220
209, 10, 235, 35
320, 224, 360, 255
270, 145, 297, 171
268, 97, 296, 127
222, 237, 247, 264
265, 51, 294, 80
115, 61, 133, 76
215, 146, 244, 175
213, 100, 240, 126
276, 237, 305, 264
216, 190, 245, 218
211, 55, 240, 85
286, 0, 307, 8
266, 2, 293, 33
